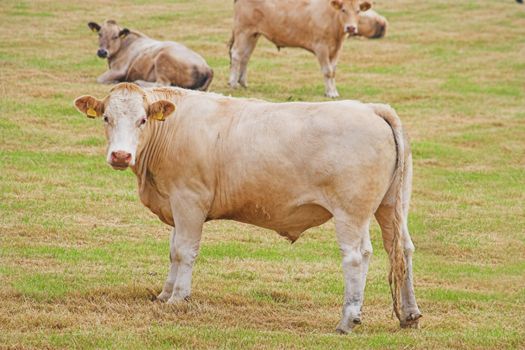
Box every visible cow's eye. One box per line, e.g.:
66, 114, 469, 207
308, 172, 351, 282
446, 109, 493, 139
356, 10, 361, 14
112, 35, 118, 40
103, 116, 109, 123
341, 8, 347, 13
139, 118, 147, 126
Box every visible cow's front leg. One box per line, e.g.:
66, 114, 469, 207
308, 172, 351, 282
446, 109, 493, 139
229, 31, 258, 88
157, 228, 178, 301
166, 199, 205, 304
334, 218, 370, 334
96, 69, 125, 84
315, 50, 339, 98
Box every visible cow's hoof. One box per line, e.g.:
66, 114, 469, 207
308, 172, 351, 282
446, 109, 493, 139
167, 295, 190, 304
228, 82, 240, 89
400, 312, 422, 329
325, 91, 340, 99
336, 318, 359, 334
335, 324, 353, 335
156, 291, 171, 302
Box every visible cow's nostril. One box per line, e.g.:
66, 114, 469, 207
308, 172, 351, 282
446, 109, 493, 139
97, 49, 108, 58
111, 151, 131, 164
346, 25, 357, 34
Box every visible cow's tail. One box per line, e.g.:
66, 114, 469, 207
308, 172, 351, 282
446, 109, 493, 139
369, 103, 407, 322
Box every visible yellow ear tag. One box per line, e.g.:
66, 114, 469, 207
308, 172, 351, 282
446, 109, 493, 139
152, 112, 165, 121
86, 107, 98, 118
91, 28, 98, 33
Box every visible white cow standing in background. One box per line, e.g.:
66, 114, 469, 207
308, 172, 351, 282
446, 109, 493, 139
74, 83, 422, 333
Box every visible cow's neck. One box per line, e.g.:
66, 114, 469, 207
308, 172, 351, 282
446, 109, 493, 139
313, 1, 347, 56
132, 121, 170, 192
107, 33, 142, 69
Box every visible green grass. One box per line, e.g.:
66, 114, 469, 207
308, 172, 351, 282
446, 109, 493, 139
1, 0, 524, 349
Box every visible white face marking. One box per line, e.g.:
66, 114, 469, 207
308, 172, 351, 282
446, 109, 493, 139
103, 90, 147, 167
339, 0, 361, 34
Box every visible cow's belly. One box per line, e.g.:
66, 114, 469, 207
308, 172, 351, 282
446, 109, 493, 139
212, 199, 332, 242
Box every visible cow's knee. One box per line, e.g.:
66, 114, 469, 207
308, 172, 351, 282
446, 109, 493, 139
361, 237, 373, 258
341, 246, 362, 267
322, 66, 335, 79
404, 238, 415, 257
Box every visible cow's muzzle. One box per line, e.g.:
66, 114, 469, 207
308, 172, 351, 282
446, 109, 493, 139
345, 25, 357, 35
97, 48, 108, 58
109, 150, 131, 170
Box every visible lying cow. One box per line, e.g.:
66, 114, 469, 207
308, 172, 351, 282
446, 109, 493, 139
228, 0, 386, 98
74, 83, 422, 333
87, 20, 213, 90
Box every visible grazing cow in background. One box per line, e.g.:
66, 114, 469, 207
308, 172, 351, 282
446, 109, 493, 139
88, 20, 213, 90
357, 9, 388, 39
74, 83, 422, 333
229, 0, 387, 98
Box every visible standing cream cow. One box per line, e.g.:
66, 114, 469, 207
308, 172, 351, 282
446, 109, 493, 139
229, 0, 386, 98
74, 83, 422, 333
88, 20, 213, 90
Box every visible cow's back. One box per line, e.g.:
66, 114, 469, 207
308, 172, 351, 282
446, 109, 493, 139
233, 0, 332, 50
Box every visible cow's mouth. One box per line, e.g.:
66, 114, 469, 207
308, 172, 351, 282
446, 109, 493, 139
109, 162, 129, 170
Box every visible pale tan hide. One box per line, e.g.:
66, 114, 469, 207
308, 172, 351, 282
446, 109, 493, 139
74, 83, 421, 333
88, 20, 213, 90
228, 0, 386, 98
357, 9, 388, 39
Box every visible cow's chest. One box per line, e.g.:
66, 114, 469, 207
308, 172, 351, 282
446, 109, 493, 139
138, 171, 174, 226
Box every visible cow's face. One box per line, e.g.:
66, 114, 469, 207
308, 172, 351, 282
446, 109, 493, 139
330, 0, 372, 36
88, 20, 130, 59
74, 85, 176, 170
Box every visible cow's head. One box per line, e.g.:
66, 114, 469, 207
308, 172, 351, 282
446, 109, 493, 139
74, 83, 176, 170
357, 10, 388, 39
330, 0, 372, 36
87, 20, 130, 59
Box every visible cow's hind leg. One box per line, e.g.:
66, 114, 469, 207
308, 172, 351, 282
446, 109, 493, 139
229, 31, 259, 88
157, 228, 178, 301
334, 216, 372, 334
375, 204, 422, 328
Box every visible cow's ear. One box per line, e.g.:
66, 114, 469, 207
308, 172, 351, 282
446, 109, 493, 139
330, 0, 343, 10
74, 95, 104, 118
88, 22, 101, 33
360, 1, 372, 11
147, 100, 176, 121
119, 28, 130, 39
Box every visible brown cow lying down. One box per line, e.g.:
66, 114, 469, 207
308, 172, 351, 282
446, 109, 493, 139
229, 0, 387, 98
74, 83, 422, 333
88, 20, 213, 90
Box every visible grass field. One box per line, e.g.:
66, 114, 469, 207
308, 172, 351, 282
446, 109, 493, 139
1, 0, 524, 349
